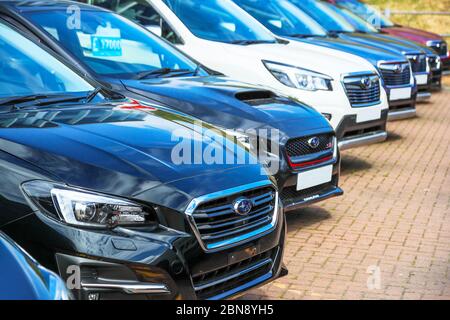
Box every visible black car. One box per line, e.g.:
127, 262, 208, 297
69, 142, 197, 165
0, 0, 343, 212
0, 19, 287, 300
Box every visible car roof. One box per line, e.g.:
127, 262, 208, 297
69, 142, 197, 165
0, 0, 107, 13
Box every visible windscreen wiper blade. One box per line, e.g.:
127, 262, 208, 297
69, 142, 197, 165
230, 40, 275, 45
0, 94, 57, 107
0, 94, 88, 111
288, 34, 316, 38
85, 87, 103, 103
134, 68, 193, 80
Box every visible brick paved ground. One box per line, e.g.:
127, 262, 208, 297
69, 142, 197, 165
242, 84, 450, 300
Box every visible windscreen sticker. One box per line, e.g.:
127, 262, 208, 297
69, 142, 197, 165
91, 23, 122, 57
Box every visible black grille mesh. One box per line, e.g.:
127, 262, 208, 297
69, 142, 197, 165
285, 134, 333, 158
192, 249, 275, 299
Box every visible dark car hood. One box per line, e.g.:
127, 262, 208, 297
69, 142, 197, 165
341, 32, 425, 54
121, 76, 331, 139
382, 26, 443, 44
287, 36, 406, 65
0, 102, 269, 211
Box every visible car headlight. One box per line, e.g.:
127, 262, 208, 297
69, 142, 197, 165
263, 60, 333, 91
22, 181, 153, 228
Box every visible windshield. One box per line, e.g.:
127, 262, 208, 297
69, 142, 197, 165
336, 0, 394, 28
233, 0, 327, 37
339, 8, 379, 33
290, 0, 356, 33
162, 0, 277, 43
0, 23, 94, 99
24, 9, 200, 79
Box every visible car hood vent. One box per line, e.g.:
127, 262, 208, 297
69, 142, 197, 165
235, 90, 279, 106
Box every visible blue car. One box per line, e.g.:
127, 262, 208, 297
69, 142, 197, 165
327, 3, 443, 90
233, 0, 418, 121
0, 232, 69, 300
289, 0, 438, 100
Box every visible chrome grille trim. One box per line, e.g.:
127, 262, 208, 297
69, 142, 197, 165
185, 180, 278, 253
378, 61, 412, 87
342, 73, 381, 107
406, 53, 427, 73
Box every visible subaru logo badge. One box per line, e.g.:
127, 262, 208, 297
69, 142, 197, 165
233, 197, 253, 216
394, 64, 402, 74
360, 77, 372, 90
307, 136, 320, 149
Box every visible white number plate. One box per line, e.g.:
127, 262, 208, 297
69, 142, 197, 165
390, 87, 412, 101
297, 165, 333, 191
415, 74, 428, 85
356, 108, 381, 123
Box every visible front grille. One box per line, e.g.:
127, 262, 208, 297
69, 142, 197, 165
428, 41, 448, 57
190, 186, 276, 251
379, 62, 411, 86
281, 177, 338, 208
343, 74, 381, 107
193, 248, 276, 299
408, 54, 427, 73
428, 56, 440, 71
286, 134, 333, 158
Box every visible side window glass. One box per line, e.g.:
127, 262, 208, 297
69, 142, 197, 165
161, 20, 182, 45
87, 0, 182, 44
88, 0, 160, 26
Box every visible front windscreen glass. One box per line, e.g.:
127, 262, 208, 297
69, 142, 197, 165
329, 5, 379, 33
25, 9, 200, 79
336, 0, 394, 28
162, 0, 277, 43
290, 0, 356, 33
0, 23, 94, 98
233, 0, 327, 37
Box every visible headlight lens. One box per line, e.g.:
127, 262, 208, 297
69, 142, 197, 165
22, 181, 152, 228
263, 61, 333, 91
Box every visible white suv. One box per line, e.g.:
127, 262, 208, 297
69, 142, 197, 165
95, 0, 390, 150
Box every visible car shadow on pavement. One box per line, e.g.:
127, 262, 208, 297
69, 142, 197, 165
340, 154, 372, 174
386, 131, 403, 142
285, 206, 331, 232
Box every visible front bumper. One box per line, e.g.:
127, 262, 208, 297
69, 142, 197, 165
430, 67, 442, 90
275, 135, 342, 213
413, 70, 432, 101
442, 56, 450, 74
385, 86, 417, 121
335, 110, 389, 151
281, 174, 343, 213
4, 194, 286, 300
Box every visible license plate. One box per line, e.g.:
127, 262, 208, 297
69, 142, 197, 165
415, 74, 428, 85
356, 108, 381, 123
390, 87, 412, 101
228, 244, 260, 264
297, 165, 333, 191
